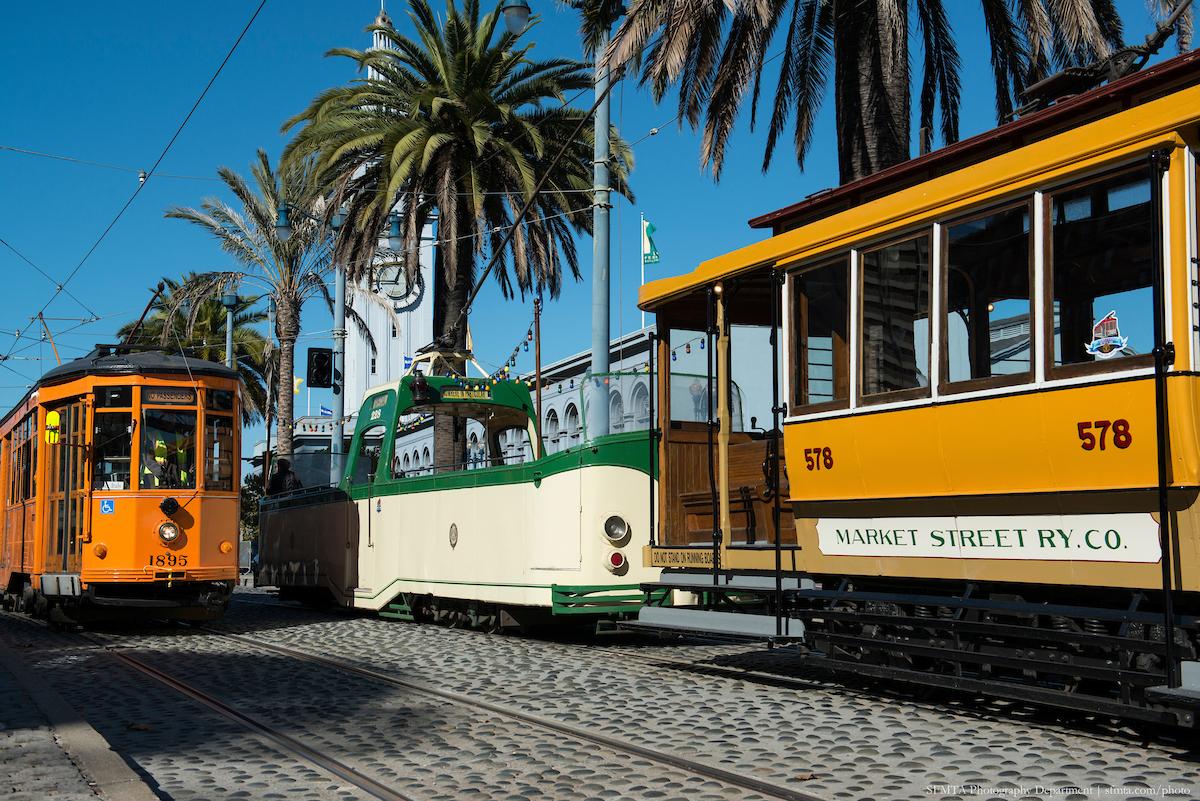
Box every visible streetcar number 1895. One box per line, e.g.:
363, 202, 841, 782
148, 553, 188, 567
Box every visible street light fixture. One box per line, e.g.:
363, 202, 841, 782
275, 202, 294, 243
387, 212, 403, 252
500, 0, 531, 34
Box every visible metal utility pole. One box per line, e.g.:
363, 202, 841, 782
330, 257, 347, 485
222, 280, 237, 369
534, 296, 543, 429
587, 31, 612, 440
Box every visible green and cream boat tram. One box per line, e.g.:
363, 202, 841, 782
258, 370, 663, 627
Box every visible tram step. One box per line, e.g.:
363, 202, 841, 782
623, 605, 804, 642
379, 602, 414, 622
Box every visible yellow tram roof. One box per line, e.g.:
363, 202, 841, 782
639, 49, 1200, 312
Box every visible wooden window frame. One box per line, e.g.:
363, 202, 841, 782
788, 256, 851, 414
858, 231, 935, 406
1043, 163, 1158, 381
938, 199, 1037, 395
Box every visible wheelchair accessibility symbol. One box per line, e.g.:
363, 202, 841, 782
100, 499, 115, 515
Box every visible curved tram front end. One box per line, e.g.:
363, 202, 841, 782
0, 346, 241, 622
260, 373, 661, 627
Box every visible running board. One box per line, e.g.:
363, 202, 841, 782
622, 605, 804, 642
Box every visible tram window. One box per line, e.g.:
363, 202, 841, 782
95, 386, 132, 408
861, 235, 932, 398
93, 413, 133, 490
944, 204, 1032, 387
791, 259, 849, 408
668, 329, 712, 423
1050, 171, 1155, 370
207, 390, 234, 412
351, 424, 386, 485
205, 415, 235, 491
139, 409, 196, 490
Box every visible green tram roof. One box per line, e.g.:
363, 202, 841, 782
361, 374, 538, 428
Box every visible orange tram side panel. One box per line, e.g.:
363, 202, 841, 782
0, 347, 241, 622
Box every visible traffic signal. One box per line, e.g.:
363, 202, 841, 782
307, 347, 333, 388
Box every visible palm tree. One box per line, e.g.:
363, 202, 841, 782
117, 275, 271, 425
609, 0, 1130, 184
283, 0, 634, 467
164, 150, 332, 457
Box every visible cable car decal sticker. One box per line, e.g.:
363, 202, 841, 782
1085, 310, 1129, 359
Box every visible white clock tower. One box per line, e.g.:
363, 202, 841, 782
342, 4, 438, 411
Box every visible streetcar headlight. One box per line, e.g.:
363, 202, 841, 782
158, 522, 181, 543
603, 515, 631, 545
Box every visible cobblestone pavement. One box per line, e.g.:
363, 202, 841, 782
213, 593, 1200, 801
0, 615, 363, 801
4, 593, 1200, 801
0, 652, 97, 801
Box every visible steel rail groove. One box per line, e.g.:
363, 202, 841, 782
102, 647, 418, 801
198, 626, 824, 801
0, 610, 416, 801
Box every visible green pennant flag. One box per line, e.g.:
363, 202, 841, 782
642, 217, 660, 265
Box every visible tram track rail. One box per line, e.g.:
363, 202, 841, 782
104, 648, 416, 801
194, 624, 826, 801
0, 610, 415, 801
228, 596, 1164, 744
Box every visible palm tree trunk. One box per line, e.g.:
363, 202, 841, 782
833, 0, 910, 184
433, 246, 471, 473
276, 299, 300, 459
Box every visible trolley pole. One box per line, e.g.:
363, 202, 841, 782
587, 31, 612, 440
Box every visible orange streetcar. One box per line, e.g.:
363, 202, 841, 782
0, 345, 241, 622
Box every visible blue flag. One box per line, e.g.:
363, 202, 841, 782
319, 405, 333, 417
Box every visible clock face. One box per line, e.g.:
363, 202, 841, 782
376, 266, 425, 313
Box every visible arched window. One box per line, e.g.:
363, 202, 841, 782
412, 450, 421, 474
422, 447, 432, 471
564, 403, 580, 446
403, 453, 411, 472
632, 383, 650, 427
468, 432, 480, 468
610, 392, 625, 433
544, 409, 560, 454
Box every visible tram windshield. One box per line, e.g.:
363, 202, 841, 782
352, 424, 386, 484
93, 413, 133, 490
139, 409, 196, 489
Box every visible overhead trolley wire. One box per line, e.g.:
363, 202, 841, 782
0, 144, 220, 182
0, 236, 100, 319
1, 0, 269, 365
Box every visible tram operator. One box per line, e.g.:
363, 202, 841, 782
141, 437, 190, 489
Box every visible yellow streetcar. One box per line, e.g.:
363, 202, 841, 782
631, 49, 1200, 725
0, 345, 241, 622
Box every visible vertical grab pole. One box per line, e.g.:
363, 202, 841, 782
648, 330, 657, 549
772, 270, 784, 637
1149, 147, 1178, 688
706, 286, 720, 587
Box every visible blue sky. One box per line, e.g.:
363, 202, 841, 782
0, 0, 1177, 449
